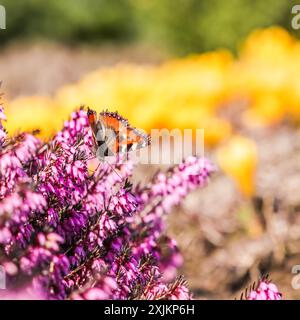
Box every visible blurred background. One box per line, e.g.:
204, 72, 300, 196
1, 0, 300, 299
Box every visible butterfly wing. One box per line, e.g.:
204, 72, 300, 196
87, 108, 105, 139
88, 108, 150, 158
121, 127, 150, 152
100, 111, 150, 154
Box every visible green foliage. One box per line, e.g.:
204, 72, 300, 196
0, 0, 299, 54
134, 0, 292, 54
0, 0, 136, 44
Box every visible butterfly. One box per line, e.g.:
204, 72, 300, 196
87, 108, 150, 161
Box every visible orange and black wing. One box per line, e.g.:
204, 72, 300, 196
99, 110, 150, 154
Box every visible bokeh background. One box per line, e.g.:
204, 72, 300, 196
1, 0, 300, 299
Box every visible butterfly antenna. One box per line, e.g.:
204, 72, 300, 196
105, 160, 123, 181
88, 157, 123, 180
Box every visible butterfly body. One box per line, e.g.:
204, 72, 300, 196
87, 108, 150, 160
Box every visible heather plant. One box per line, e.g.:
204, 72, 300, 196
241, 276, 282, 301
0, 106, 281, 300
0, 106, 215, 299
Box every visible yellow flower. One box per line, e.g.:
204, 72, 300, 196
5, 26, 300, 147
5, 96, 61, 138
240, 26, 295, 64
217, 135, 257, 197
242, 91, 287, 127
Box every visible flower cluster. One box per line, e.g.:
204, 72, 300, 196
0, 107, 217, 300
241, 276, 282, 301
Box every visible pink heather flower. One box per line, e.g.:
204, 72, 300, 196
138, 157, 215, 221
144, 282, 168, 300
0, 106, 221, 300
98, 213, 117, 243
108, 189, 138, 218
248, 281, 282, 300
127, 158, 215, 283
0, 133, 40, 199
0, 189, 47, 252
143, 276, 191, 300
0, 286, 44, 300
71, 276, 118, 300
241, 276, 282, 300
169, 285, 191, 300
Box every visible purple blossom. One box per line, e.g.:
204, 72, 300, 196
0, 189, 47, 252
70, 276, 118, 300
108, 189, 138, 217
0, 133, 41, 199
242, 276, 282, 300
142, 276, 191, 300
0, 105, 280, 301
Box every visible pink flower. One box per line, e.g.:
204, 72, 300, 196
0, 107, 216, 300
242, 276, 282, 300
